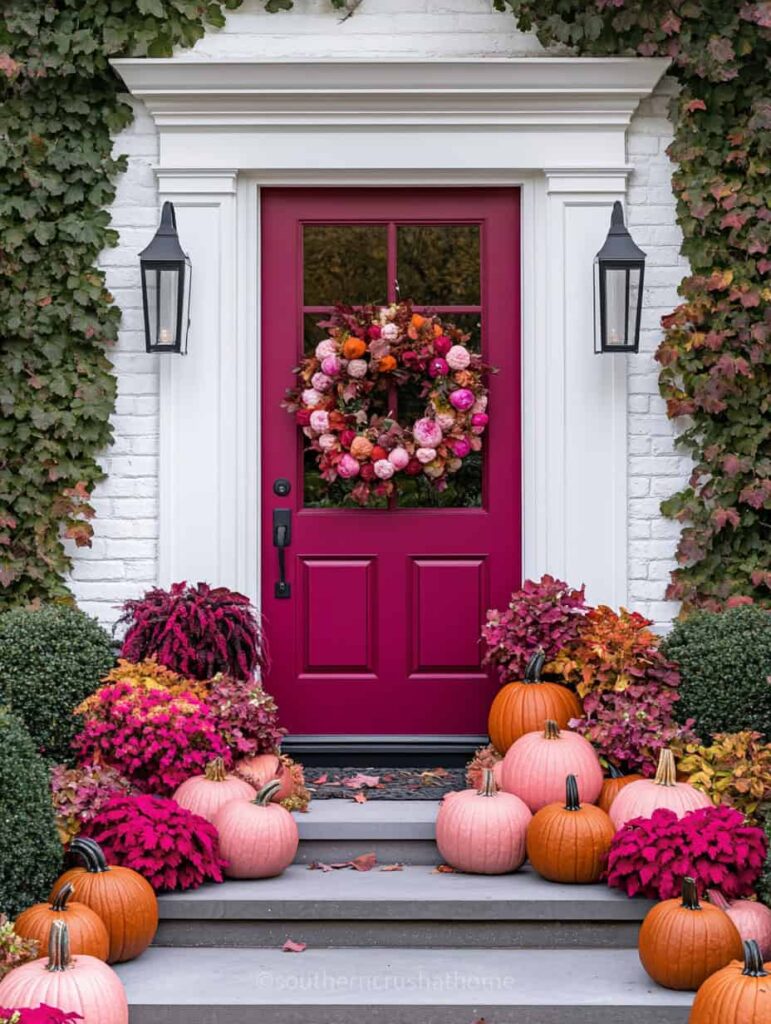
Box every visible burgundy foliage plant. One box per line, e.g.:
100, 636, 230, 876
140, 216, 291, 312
606, 805, 768, 902
481, 574, 587, 682
82, 793, 227, 892
206, 674, 286, 757
118, 581, 267, 681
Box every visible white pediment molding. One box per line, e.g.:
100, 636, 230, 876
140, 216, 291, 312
112, 57, 669, 128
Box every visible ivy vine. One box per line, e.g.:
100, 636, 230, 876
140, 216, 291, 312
1, 1, 769, 611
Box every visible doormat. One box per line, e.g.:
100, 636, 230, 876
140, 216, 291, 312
306, 767, 467, 800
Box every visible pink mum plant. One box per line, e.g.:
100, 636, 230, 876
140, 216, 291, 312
82, 793, 227, 892
72, 682, 230, 795
481, 574, 587, 682
606, 805, 767, 901
118, 581, 267, 681
0, 1011, 82, 1024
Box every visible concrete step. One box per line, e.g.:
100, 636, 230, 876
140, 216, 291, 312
117, 946, 693, 1023
155, 865, 653, 949
293, 799, 440, 865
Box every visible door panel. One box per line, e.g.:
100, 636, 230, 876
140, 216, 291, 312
261, 188, 521, 737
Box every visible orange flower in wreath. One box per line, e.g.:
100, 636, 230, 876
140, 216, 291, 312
342, 337, 367, 359
379, 355, 397, 372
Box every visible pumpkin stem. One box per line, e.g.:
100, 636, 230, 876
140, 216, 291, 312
524, 649, 546, 683
653, 748, 677, 787
50, 882, 75, 912
680, 877, 701, 911
478, 768, 498, 797
742, 939, 769, 978
70, 836, 109, 873
707, 889, 730, 912
544, 719, 560, 740
253, 779, 282, 806
204, 758, 228, 782
46, 921, 73, 973
606, 762, 625, 780
564, 774, 581, 811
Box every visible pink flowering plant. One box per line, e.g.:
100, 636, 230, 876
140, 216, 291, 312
606, 805, 768, 901
481, 575, 587, 682
50, 761, 133, 842
118, 581, 267, 681
72, 682, 230, 795
83, 794, 227, 892
206, 674, 286, 757
0, 1011, 82, 1024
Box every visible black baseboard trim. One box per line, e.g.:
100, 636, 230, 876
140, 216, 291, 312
282, 734, 488, 767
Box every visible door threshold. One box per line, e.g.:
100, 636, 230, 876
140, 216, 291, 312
282, 734, 487, 768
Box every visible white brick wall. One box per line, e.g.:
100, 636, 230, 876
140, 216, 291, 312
69, 0, 687, 629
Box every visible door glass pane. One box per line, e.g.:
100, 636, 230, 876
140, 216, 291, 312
303, 225, 388, 306
396, 225, 480, 306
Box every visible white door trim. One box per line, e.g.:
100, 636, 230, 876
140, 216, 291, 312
113, 57, 668, 609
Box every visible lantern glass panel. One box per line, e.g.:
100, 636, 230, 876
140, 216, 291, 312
158, 268, 179, 347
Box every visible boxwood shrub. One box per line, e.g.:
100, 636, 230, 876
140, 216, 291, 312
0, 606, 115, 762
0, 707, 62, 916
662, 606, 771, 740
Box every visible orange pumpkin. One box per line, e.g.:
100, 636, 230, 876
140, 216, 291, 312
610, 748, 711, 830
526, 774, 615, 884
488, 650, 582, 754
15, 882, 110, 962
342, 337, 366, 359
51, 837, 158, 964
638, 876, 743, 991
597, 763, 644, 814
689, 939, 771, 1023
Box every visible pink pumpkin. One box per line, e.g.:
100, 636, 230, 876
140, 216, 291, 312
708, 890, 771, 959
236, 753, 294, 802
609, 748, 711, 830
0, 921, 127, 1024
173, 757, 256, 824
436, 768, 531, 874
500, 719, 603, 812
213, 780, 299, 879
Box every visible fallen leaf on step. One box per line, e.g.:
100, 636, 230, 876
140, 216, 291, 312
380, 863, 404, 872
420, 768, 449, 785
343, 773, 381, 789
352, 791, 367, 804
310, 773, 328, 785
351, 851, 377, 871
432, 863, 456, 873
307, 861, 333, 872
282, 939, 307, 953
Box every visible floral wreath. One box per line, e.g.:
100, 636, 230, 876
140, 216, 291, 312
283, 302, 493, 506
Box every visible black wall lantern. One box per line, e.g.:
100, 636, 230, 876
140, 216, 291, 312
594, 201, 646, 354
139, 201, 191, 354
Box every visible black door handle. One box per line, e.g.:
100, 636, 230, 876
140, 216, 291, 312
273, 508, 291, 599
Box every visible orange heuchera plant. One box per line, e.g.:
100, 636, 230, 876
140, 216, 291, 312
679, 731, 771, 824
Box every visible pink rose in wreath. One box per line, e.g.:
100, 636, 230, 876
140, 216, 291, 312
310, 410, 329, 433
318, 433, 337, 452
434, 335, 452, 356
429, 357, 449, 378
374, 459, 395, 480
413, 418, 443, 448
301, 387, 322, 407
350, 436, 374, 460
381, 323, 399, 342
388, 447, 410, 470
360, 463, 376, 482
312, 372, 333, 393
416, 447, 437, 464
436, 411, 455, 431
338, 454, 360, 479
449, 436, 471, 458
446, 345, 471, 371
315, 338, 337, 360
321, 354, 340, 377
449, 388, 474, 411
340, 429, 356, 448
347, 359, 368, 379
471, 412, 489, 429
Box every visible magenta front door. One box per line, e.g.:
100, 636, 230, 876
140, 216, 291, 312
261, 188, 521, 738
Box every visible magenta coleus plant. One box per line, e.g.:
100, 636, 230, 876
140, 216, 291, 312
481, 574, 587, 681
606, 805, 768, 901
118, 581, 267, 681
206, 674, 286, 757
72, 682, 230, 795
83, 794, 227, 892
0, 1011, 82, 1024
